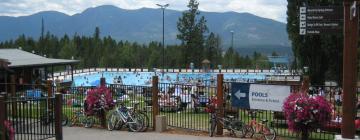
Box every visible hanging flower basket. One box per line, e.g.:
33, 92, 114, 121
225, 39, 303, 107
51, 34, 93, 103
283, 93, 331, 140
1, 120, 15, 140
84, 86, 114, 118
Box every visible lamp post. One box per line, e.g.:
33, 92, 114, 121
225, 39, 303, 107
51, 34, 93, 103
230, 30, 234, 70
156, 3, 169, 73
230, 30, 234, 48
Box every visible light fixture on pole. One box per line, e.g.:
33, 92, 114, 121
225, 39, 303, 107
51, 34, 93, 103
230, 30, 234, 69
230, 30, 234, 48
156, 3, 169, 73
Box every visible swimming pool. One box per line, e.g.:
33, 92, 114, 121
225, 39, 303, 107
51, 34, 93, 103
69, 72, 269, 87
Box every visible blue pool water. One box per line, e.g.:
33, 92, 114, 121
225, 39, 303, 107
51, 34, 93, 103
70, 72, 268, 87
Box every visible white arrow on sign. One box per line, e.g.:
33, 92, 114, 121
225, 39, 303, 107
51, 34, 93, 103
234, 89, 247, 100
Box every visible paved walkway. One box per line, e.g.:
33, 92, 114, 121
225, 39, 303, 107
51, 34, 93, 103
63, 127, 247, 140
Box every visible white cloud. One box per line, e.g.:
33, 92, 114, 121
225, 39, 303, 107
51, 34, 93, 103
0, 0, 287, 22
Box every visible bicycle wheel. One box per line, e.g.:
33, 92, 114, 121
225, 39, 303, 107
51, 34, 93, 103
230, 120, 246, 138
128, 113, 144, 132
138, 112, 149, 132
209, 118, 216, 137
68, 116, 77, 127
62, 114, 68, 126
263, 127, 276, 140
244, 125, 254, 138
107, 112, 119, 131
84, 117, 95, 128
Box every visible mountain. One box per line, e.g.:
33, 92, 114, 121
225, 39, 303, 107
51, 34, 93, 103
0, 5, 291, 50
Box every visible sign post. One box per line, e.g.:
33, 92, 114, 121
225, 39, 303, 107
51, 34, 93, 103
341, 1, 358, 139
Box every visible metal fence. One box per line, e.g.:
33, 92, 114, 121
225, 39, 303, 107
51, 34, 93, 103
2, 76, 358, 140
61, 86, 101, 126
158, 82, 216, 131
222, 82, 360, 140
108, 84, 153, 128
4, 96, 57, 140
0, 82, 62, 140
154, 79, 357, 139
61, 84, 154, 128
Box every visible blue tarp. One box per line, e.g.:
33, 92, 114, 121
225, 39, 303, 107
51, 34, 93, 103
25, 89, 42, 98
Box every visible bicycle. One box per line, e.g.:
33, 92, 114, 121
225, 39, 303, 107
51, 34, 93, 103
107, 100, 145, 132
207, 108, 248, 138
128, 102, 149, 132
246, 111, 276, 140
61, 114, 68, 126
68, 109, 94, 128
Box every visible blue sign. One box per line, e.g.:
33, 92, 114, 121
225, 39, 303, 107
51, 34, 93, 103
231, 83, 250, 109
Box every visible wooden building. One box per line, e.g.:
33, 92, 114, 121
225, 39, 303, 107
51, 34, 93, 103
0, 49, 79, 93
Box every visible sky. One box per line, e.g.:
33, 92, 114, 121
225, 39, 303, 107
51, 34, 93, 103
0, 0, 288, 23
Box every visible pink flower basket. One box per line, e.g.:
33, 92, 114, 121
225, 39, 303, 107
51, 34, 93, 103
84, 85, 114, 117
283, 93, 332, 133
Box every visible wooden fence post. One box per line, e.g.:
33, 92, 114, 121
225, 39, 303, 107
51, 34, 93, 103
216, 74, 224, 135
0, 94, 7, 140
47, 80, 53, 112
10, 75, 16, 117
55, 93, 63, 140
152, 76, 159, 130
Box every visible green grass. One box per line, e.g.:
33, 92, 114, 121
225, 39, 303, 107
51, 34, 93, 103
161, 111, 210, 131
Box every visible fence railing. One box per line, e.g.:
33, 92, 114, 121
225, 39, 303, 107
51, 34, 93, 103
61, 84, 154, 128
3, 74, 359, 140
108, 84, 154, 128
0, 92, 62, 140
221, 82, 360, 140
158, 83, 216, 131
53, 67, 297, 77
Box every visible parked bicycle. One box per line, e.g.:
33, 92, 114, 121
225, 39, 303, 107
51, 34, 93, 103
246, 111, 276, 140
205, 97, 248, 138
62, 114, 68, 126
129, 102, 149, 132
107, 100, 145, 132
68, 109, 94, 128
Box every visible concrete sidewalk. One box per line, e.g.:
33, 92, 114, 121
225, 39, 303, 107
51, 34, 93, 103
63, 127, 246, 140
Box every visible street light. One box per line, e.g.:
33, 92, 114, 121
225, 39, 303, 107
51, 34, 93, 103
156, 3, 169, 73
230, 30, 234, 69
230, 30, 234, 48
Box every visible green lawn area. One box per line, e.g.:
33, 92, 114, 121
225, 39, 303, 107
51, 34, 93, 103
161, 111, 210, 131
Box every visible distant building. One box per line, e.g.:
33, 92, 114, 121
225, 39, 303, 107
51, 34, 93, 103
0, 49, 79, 93
267, 56, 290, 71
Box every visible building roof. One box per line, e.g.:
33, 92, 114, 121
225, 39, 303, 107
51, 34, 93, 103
202, 59, 210, 64
0, 49, 79, 68
267, 56, 289, 64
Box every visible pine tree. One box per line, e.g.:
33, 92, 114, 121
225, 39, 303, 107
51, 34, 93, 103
177, 0, 208, 68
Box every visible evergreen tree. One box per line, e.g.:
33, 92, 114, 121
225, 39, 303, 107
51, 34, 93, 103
205, 32, 222, 68
177, 0, 208, 68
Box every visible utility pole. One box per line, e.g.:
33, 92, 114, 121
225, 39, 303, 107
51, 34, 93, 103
341, 0, 358, 139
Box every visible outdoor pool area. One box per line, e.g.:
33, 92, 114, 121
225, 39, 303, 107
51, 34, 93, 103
68, 71, 270, 87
